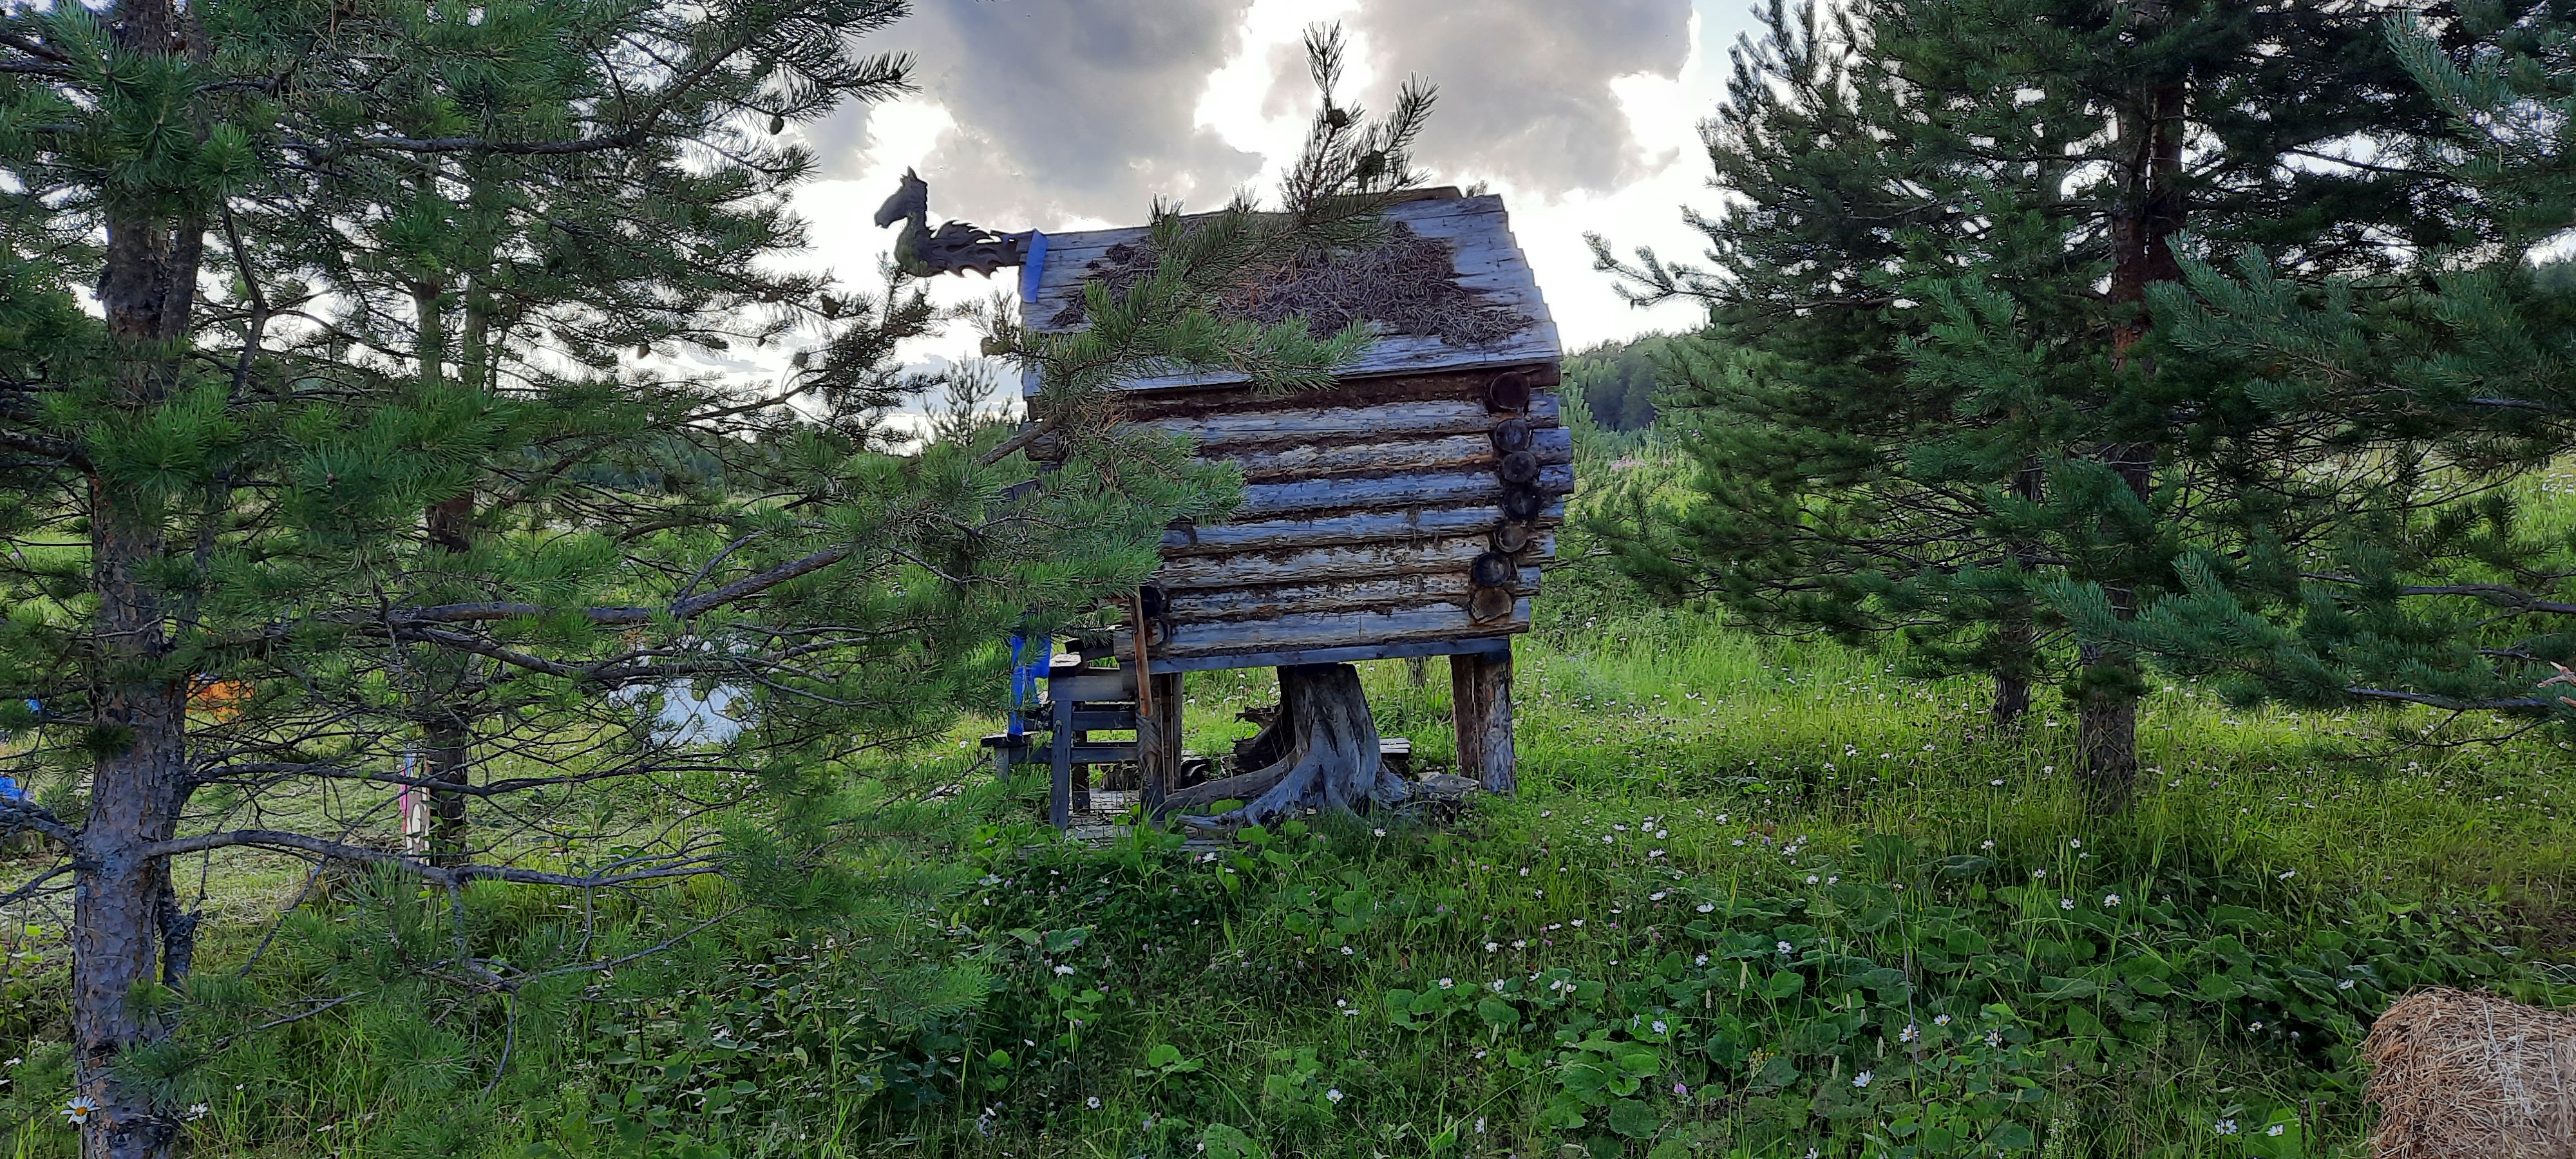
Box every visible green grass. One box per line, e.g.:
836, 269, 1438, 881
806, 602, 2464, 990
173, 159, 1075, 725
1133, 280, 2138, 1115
6, 604, 2575, 1158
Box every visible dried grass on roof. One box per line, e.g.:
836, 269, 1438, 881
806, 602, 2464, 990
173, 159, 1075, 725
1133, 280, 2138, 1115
1048, 221, 1533, 349
2362, 987, 2576, 1158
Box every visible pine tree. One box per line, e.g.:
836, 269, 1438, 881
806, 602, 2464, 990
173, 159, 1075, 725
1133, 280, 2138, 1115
1565, 335, 1676, 432
0, 4, 1390, 1153
1589, 0, 2456, 806
2101, 3, 2576, 728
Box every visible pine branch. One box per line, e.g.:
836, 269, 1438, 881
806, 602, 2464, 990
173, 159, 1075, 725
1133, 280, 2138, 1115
139, 829, 724, 888
2340, 687, 2559, 712
0, 796, 79, 844
0, 426, 91, 469
383, 543, 857, 630
0, 29, 75, 65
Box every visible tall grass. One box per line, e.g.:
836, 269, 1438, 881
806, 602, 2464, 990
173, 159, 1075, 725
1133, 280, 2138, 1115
6, 569, 2575, 1156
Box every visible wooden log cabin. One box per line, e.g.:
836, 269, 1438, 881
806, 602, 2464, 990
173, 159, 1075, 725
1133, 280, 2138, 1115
1013, 189, 1569, 819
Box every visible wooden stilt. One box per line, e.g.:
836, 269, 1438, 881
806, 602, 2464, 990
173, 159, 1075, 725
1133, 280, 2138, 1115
1049, 695, 1074, 830
1139, 672, 1183, 813
1450, 655, 1486, 785
1451, 649, 1517, 794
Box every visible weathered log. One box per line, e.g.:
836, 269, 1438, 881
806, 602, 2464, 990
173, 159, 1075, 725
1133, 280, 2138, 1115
1157, 663, 1408, 826
1153, 532, 1554, 590
1137, 599, 1532, 659
1137, 395, 1561, 451
1164, 567, 1540, 623
1162, 504, 1564, 556
1234, 464, 1573, 520
1222, 426, 1571, 482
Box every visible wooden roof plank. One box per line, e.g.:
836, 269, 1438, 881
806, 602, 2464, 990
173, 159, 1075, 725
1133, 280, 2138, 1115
1018, 194, 1557, 395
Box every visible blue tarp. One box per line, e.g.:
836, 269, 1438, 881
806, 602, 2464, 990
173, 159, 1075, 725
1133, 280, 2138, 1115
1, 697, 27, 799
1007, 634, 1051, 737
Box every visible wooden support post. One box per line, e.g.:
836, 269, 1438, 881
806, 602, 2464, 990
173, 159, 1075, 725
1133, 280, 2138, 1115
1450, 649, 1517, 794
1139, 672, 1183, 813
1049, 695, 1074, 830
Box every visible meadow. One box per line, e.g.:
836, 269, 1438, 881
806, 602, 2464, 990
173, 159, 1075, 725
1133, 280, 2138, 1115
6, 556, 2574, 1158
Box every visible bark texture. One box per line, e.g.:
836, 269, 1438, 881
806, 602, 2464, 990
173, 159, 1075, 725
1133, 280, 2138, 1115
71, 5, 209, 1151
1156, 664, 1407, 825
1991, 672, 2031, 731
2075, 666, 2139, 811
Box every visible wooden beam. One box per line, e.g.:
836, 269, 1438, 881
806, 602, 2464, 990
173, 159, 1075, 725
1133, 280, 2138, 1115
1220, 426, 1573, 484
1234, 464, 1572, 520
1049, 696, 1074, 829
1046, 666, 1136, 703
1139, 636, 1510, 674
1163, 502, 1564, 556
1164, 567, 1542, 622
1142, 598, 1531, 659
1138, 671, 1182, 812
1452, 649, 1517, 795
1153, 534, 1553, 590
1137, 395, 1561, 451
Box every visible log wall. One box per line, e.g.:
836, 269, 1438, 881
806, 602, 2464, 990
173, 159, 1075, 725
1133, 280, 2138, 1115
1021, 191, 1567, 672
1104, 368, 1567, 666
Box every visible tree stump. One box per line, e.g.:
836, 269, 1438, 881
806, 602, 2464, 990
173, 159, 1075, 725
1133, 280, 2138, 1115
1155, 663, 1408, 826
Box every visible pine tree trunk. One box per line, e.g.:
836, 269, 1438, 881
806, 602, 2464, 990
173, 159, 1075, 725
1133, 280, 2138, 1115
418, 269, 476, 865
1994, 460, 2041, 732
76, 1, 205, 1138
2072, 11, 2186, 812
1155, 664, 1407, 826
75, 500, 191, 1159
1991, 670, 2031, 731
2075, 668, 2139, 811
422, 494, 475, 865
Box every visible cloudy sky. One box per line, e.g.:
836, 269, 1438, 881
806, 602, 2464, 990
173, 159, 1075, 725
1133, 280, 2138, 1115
781, 0, 1759, 390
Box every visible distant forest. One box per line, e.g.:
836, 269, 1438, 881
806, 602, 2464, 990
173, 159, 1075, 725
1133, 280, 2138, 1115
1564, 334, 1674, 431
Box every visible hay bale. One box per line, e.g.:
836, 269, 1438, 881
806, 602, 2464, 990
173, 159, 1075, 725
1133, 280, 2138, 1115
2364, 987, 2576, 1158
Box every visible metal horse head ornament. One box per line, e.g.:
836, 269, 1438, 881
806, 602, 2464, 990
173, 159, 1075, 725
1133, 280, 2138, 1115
875, 169, 1032, 279
875, 168, 929, 231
